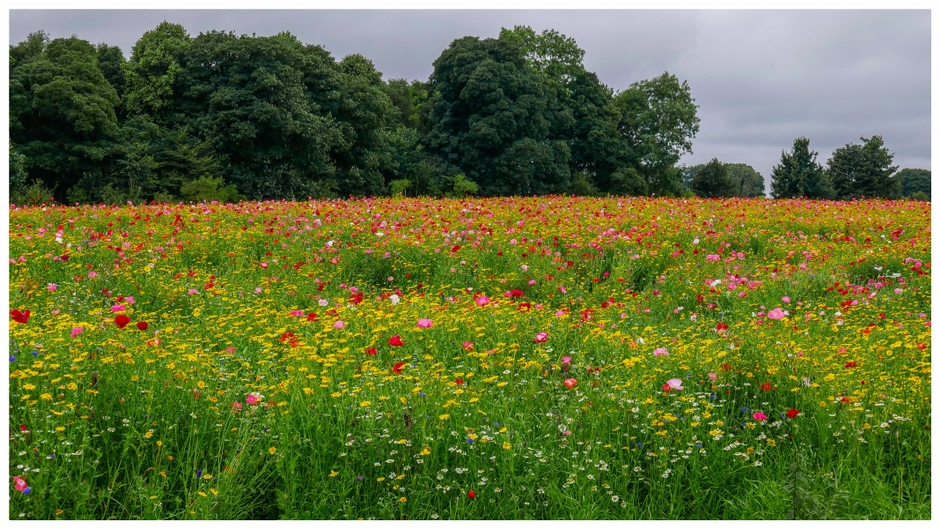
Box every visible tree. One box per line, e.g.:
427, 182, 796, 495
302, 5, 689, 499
612, 72, 700, 195
122, 22, 191, 123
770, 137, 832, 199
894, 168, 930, 200
690, 158, 736, 198
827, 136, 900, 199
422, 35, 571, 196
725, 163, 765, 197
9, 35, 122, 197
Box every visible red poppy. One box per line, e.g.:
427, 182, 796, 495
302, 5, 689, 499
204, 282, 214, 290
716, 322, 729, 332
280, 332, 299, 347
721, 363, 732, 372
115, 315, 131, 328
786, 408, 800, 419
455, 378, 464, 386
844, 361, 858, 368
510, 289, 524, 298
10, 309, 30, 324
348, 292, 364, 304
365, 347, 377, 356
392, 362, 405, 374
136, 321, 149, 331
388, 335, 404, 347
467, 490, 476, 499
760, 382, 772, 392
306, 312, 318, 322
451, 245, 460, 253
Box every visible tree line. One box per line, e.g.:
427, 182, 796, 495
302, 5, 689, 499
9, 23, 930, 204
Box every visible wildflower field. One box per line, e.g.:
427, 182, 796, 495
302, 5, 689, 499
7, 196, 931, 519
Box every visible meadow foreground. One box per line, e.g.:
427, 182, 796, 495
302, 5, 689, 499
8, 196, 931, 519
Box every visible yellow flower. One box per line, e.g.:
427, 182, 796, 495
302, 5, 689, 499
202, 473, 212, 480
502, 442, 512, 450
399, 497, 407, 503
268, 447, 277, 455
329, 470, 339, 477
144, 431, 153, 438
157, 440, 163, 447
359, 401, 371, 407
438, 414, 450, 421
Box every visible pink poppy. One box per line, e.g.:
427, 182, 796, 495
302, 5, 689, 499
564, 378, 578, 389
245, 393, 262, 405
753, 412, 768, 421
475, 296, 490, 307
653, 347, 669, 357
47, 283, 57, 291
416, 319, 433, 328
290, 310, 305, 317
561, 356, 572, 364
71, 326, 84, 338
534, 332, 548, 343
707, 372, 718, 381
333, 320, 346, 329
665, 378, 684, 391
767, 308, 786, 320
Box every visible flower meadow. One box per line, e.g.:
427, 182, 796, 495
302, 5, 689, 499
7, 196, 931, 519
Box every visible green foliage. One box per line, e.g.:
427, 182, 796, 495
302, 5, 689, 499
827, 136, 900, 199
388, 179, 412, 197
10, 34, 122, 195
9, 140, 29, 197
895, 168, 930, 199
908, 190, 929, 202
725, 163, 765, 197
690, 158, 736, 198
383, 79, 427, 128
122, 22, 191, 120
11, 178, 55, 206
179, 176, 241, 203
613, 72, 700, 195
449, 173, 479, 197
423, 34, 572, 196
771, 137, 833, 199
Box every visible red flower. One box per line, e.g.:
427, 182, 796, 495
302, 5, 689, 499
786, 408, 800, 419
509, 289, 524, 298
455, 378, 464, 386
716, 322, 729, 332
348, 292, 364, 304
10, 309, 30, 324
451, 244, 461, 253
467, 490, 476, 499
760, 382, 772, 392
388, 335, 404, 347
365, 347, 377, 356
136, 321, 149, 331
115, 315, 131, 328
204, 282, 214, 290
392, 362, 405, 374
721, 363, 732, 372
280, 332, 299, 347
306, 312, 318, 322
844, 361, 857, 368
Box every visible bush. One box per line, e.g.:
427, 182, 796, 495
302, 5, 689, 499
180, 176, 241, 203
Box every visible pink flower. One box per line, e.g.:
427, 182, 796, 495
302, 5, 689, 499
125, 296, 135, 305
71, 327, 84, 338
110, 304, 126, 312
475, 296, 489, 307
87, 271, 97, 278
753, 412, 768, 421
781, 296, 791, 303
225, 347, 236, 353
290, 310, 305, 317
416, 318, 433, 328
231, 401, 243, 411
561, 356, 572, 364
707, 372, 717, 381
245, 393, 262, 405
333, 320, 346, 329
555, 310, 566, 317
767, 308, 786, 320
665, 378, 684, 391
564, 378, 578, 389
653, 347, 669, 357
47, 283, 57, 291
462, 341, 474, 350
188, 289, 199, 295
558, 286, 567, 294
13, 476, 29, 493
534, 332, 548, 343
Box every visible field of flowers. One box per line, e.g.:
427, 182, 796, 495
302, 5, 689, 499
7, 196, 931, 519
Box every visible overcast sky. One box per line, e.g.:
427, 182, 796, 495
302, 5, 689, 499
7, 7, 932, 189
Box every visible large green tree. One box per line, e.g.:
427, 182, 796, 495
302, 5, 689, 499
423, 35, 572, 196
10, 34, 122, 197
612, 72, 700, 196
827, 136, 900, 199
690, 158, 736, 198
770, 137, 833, 199
895, 168, 930, 200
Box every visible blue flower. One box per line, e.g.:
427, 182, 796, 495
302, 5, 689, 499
196, 469, 203, 479
9, 356, 15, 362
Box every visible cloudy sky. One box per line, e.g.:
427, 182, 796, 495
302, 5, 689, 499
7, 5, 933, 190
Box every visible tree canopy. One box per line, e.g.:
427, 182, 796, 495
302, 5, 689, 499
770, 137, 832, 199
827, 136, 900, 199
